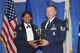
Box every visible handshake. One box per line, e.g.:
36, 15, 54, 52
28, 39, 49, 48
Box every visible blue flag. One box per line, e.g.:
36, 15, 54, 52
51, 1, 65, 20
70, 0, 80, 53
26, 0, 50, 29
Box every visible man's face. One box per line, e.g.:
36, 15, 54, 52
22, 13, 32, 24
46, 7, 57, 20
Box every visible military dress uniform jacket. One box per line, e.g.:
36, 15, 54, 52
14, 23, 39, 53
41, 18, 66, 53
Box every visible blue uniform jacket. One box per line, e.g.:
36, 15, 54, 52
14, 23, 39, 53
41, 18, 66, 53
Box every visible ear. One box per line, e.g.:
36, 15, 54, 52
55, 11, 57, 15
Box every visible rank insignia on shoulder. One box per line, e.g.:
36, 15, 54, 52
60, 26, 66, 31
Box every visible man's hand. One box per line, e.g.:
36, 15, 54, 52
28, 41, 38, 48
39, 39, 49, 46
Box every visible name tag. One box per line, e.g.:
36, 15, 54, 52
53, 32, 56, 36
50, 27, 57, 30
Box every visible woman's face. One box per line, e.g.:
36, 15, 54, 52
22, 13, 32, 24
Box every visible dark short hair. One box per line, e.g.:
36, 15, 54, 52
21, 11, 32, 18
47, 5, 56, 10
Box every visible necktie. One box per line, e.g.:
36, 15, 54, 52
46, 21, 50, 29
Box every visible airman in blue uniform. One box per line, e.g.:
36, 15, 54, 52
40, 5, 66, 53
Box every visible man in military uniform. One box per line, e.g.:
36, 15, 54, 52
40, 5, 66, 53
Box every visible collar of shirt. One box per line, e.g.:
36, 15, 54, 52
48, 16, 55, 23
24, 22, 31, 29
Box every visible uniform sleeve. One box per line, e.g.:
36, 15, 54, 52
14, 26, 28, 47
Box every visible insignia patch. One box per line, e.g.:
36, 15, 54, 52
50, 24, 57, 30
60, 26, 66, 31
52, 24, 55, 28
14, 31, 17, 38
50, 27, 57, 30
53, 32, 56, 36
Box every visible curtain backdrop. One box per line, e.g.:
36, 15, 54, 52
0, 0, 80, 53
